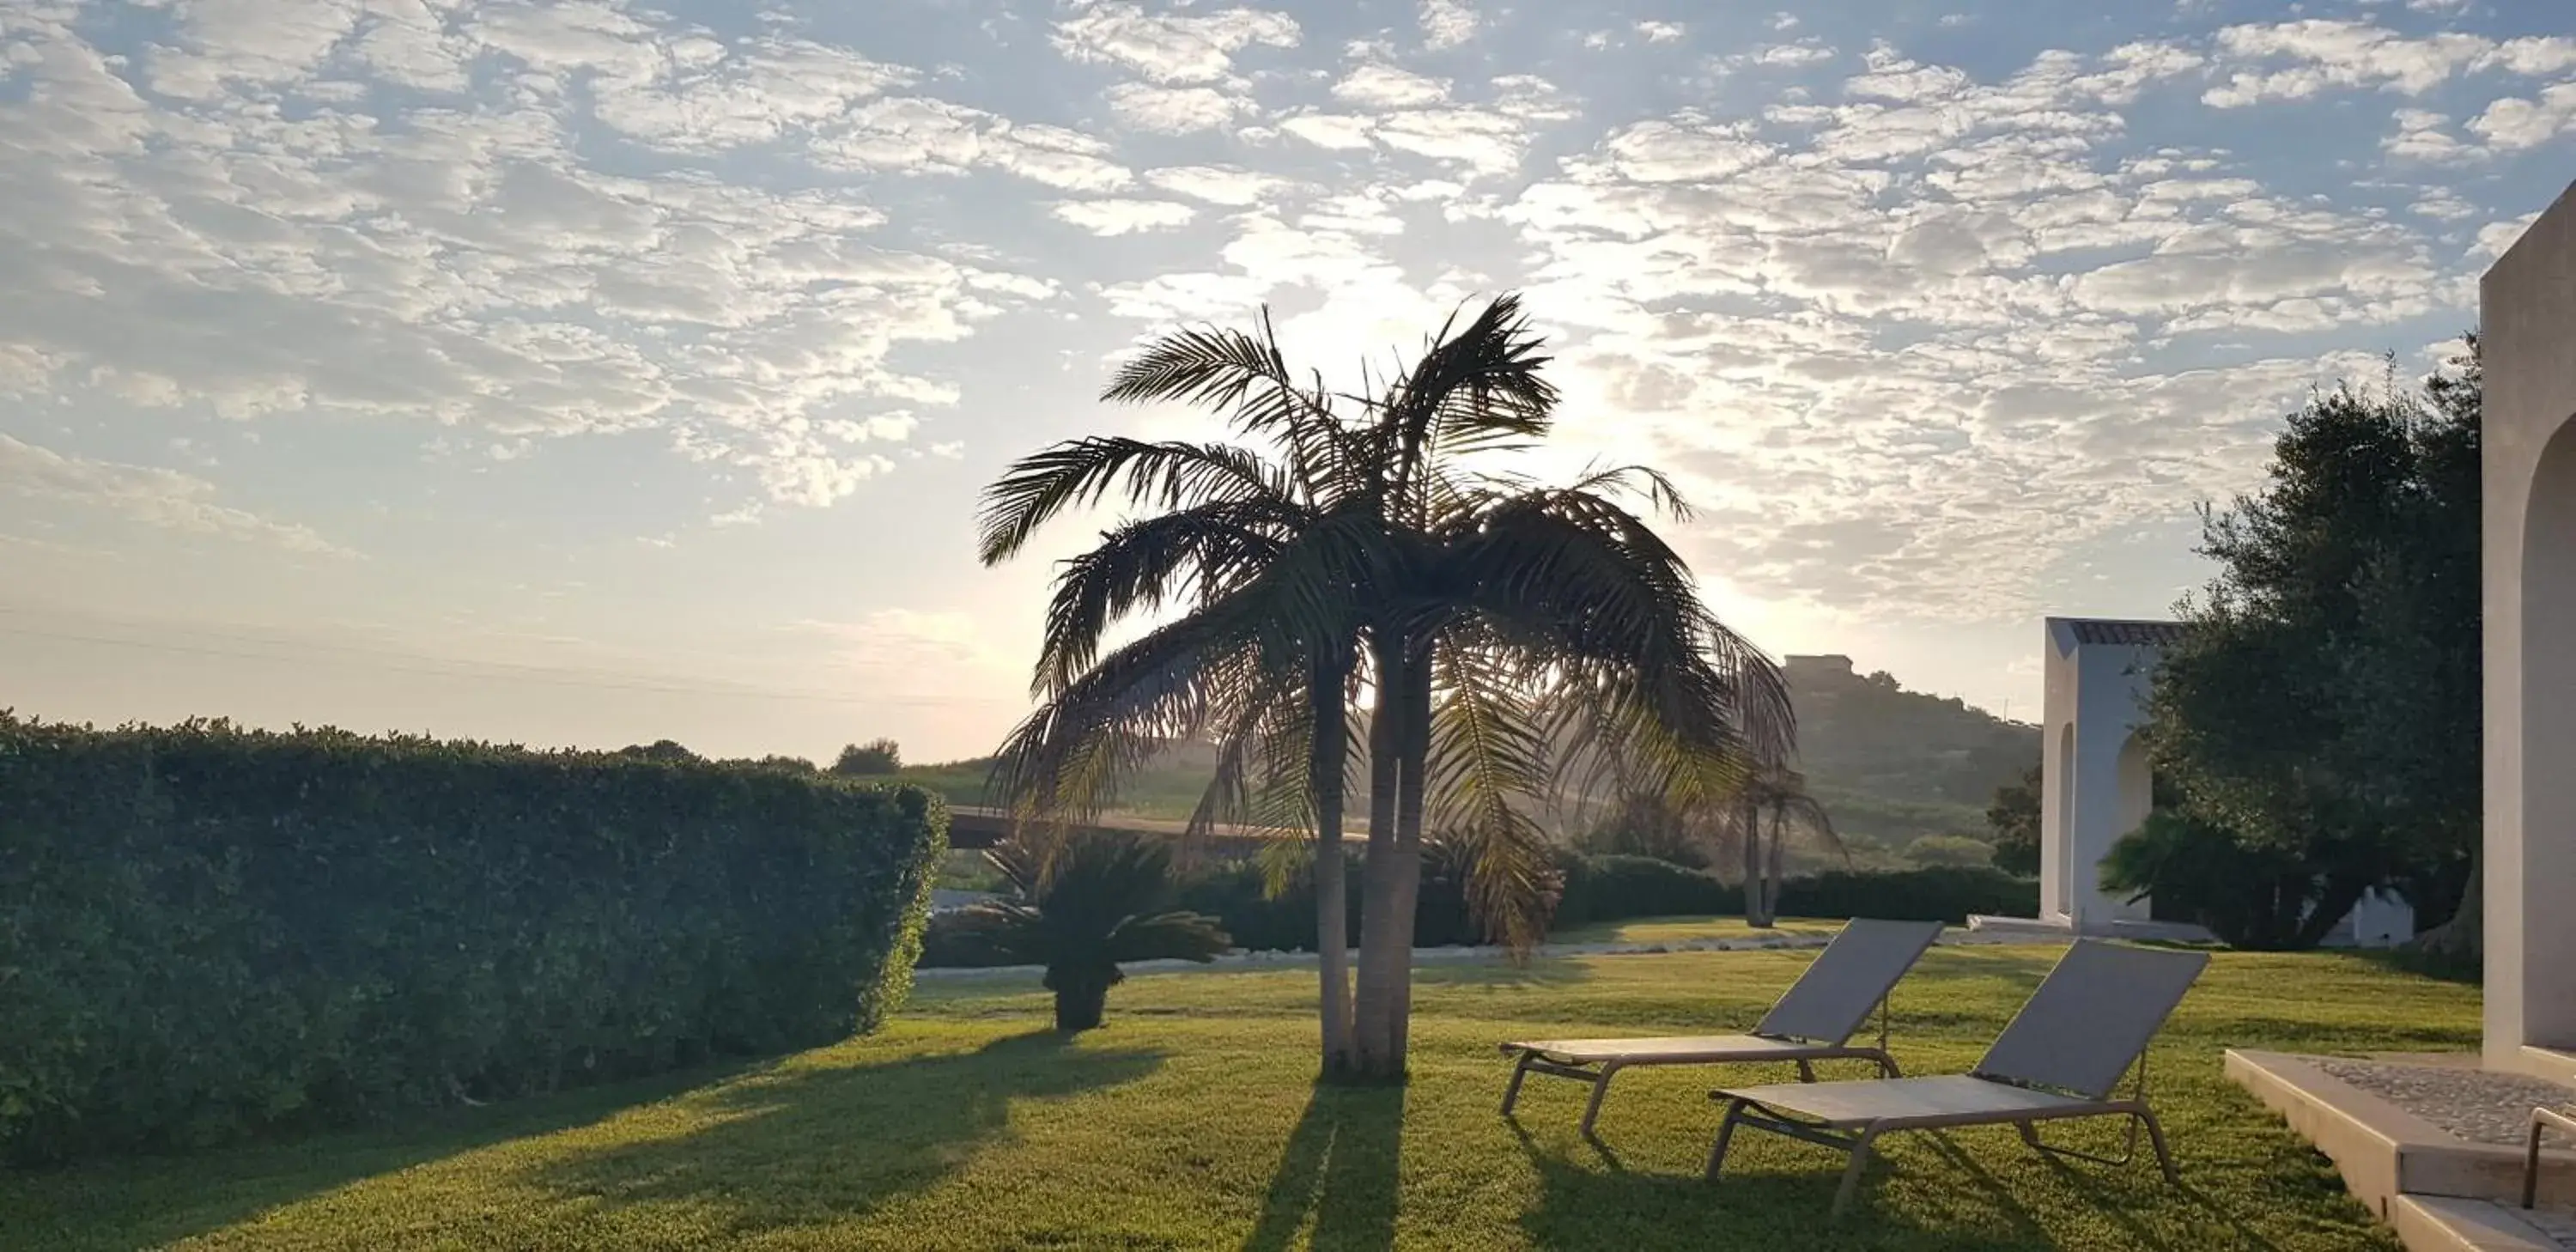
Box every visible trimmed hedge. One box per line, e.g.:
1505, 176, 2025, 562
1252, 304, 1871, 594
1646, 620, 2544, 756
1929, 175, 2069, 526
0, 715, 945, 1164
919, 848, 2038, 966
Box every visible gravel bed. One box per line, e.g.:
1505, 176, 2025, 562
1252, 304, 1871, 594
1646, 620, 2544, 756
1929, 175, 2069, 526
913, 927, 2033, 981
2313, 1057, 2576, 1147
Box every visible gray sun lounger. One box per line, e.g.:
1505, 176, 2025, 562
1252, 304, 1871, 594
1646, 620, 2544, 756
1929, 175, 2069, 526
1706, 939, 2210, 1221
1498, 918, 1944, 1137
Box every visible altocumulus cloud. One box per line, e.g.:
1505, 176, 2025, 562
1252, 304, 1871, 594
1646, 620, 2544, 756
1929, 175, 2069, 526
0, 0, 2566, 629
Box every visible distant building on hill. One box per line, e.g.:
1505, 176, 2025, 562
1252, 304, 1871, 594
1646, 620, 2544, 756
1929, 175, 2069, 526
1783, 653, 1856, 681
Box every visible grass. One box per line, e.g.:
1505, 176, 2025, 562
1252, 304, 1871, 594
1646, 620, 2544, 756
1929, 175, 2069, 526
1546, 915, 1847, 945
1, 941, 2476, 1250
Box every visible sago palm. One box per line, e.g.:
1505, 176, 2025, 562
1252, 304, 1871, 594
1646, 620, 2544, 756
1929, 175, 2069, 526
940, 832, 1231, 1031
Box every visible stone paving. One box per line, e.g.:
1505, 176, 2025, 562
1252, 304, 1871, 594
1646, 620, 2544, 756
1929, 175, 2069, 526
2313, 1057, 2576, 1148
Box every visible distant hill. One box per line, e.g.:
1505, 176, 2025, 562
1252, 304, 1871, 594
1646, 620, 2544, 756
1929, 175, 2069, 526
903, 655, 2040, 862
1777, 654, 2039, 862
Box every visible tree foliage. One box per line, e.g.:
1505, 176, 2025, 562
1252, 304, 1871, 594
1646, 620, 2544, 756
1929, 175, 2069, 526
833, 738, 904, 775
1986, 764, 2042, 876
975, 295, 1789, 1079
939, 832, 1230, 1030
2142, 343, 2481, 950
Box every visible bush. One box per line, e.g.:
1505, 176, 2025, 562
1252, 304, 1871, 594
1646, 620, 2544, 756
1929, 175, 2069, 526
2099, 809, 2328, 949
0, 714, 945, 1164
1904, 833, 1998, 868
915, 848, 2040, 968
1777, 864, 2037, 923
1556, 854, 1739, 925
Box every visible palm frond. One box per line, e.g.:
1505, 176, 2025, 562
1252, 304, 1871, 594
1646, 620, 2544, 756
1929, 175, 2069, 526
977, 437, 1291, 565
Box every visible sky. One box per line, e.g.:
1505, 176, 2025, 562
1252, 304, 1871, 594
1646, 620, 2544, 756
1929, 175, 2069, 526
0, 0, 2564, 765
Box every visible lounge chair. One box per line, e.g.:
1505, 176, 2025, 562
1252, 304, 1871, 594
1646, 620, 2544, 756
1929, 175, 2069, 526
1705, 939, 2209, 1221
1498, 918, 1945, 1138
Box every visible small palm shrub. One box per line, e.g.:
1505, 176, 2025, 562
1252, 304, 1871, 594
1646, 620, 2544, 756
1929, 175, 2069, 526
945, 832, 1231, 1030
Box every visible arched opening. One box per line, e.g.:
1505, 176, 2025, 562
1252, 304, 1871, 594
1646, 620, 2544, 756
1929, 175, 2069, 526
2521, 416, 2576, 1046
2115, 732, 2154, 921
2053, 722, 2076, 916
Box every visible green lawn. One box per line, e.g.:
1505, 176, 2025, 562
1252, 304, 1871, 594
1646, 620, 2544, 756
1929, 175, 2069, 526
2, 944, 2475, 1250
1546, 915, 1848, 945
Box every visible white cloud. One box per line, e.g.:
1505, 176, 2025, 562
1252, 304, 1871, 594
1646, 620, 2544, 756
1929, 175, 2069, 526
1145, 164, 1296, 205
1332, 64, 1449, 109
0, 434, 347, 554
2474, 212, 2541, 262
1050, 198, 1200, 234
1756, 41, 1837, 68
1280, 112, 1378, 149
2202, 21, 2576, 107
1052, 2, 1301, 85
1419, 0, 1479, 50
2383, 107, 2486, 161
2468, 83, 2576, 150
1637, 21, 1686, 45
1104, 82, 1251, 133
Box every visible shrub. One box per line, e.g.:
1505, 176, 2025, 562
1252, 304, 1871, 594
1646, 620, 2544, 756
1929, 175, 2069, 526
1777, 865, 2036, 923
0, 714, 944, 1164
1904, 833, 1998, 868
1556, 854, 1739, 925
2099, 809, 2326, 949
937, 834, 1229, 1030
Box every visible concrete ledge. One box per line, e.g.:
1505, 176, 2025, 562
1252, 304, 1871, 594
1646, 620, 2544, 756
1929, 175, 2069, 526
2518, 1048, 2576, 1087
2227, 1049, 2576, 1217
2394, 1196, 2571, 1252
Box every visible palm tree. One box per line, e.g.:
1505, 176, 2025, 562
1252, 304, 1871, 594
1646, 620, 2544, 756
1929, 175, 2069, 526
1726, 766, 1840, 927
941, 832, 1231, 1030
977, 295, 1792, 1080
977, 312, 1374, 1073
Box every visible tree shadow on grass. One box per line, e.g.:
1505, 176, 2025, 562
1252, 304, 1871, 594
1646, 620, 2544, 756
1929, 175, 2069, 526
529, 1030, 1162, 1235
0, 1059, 763, 1252
1239, 1084, 1404, 1252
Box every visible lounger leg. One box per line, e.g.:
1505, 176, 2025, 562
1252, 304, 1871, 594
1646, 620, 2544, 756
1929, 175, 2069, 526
2530, 1118, 2548, 1209
1705, 1098, 1749, 1180
1795, 1060, 1816, 1084
2137, 1109, 2179, 1186
1830, 1126, 1883, 1223
1501, 1053, 1535, 1117
1579, 1061, 1624, 1139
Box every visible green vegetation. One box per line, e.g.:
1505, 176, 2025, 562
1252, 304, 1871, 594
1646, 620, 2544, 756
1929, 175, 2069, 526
937, 834, 1230, 1030
2135, 346, 2482, 952
3, 943, 2464, 1250
899, 675, 2033, 870
973, 295, 1792, 1081
0, 714, 944, 1164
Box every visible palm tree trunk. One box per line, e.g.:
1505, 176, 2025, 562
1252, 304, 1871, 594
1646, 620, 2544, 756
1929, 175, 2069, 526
1742, 796, 1772, 927
1353, 635, 1406, 1079
1383, 644, 1434, 1074
1765, 805, 1786, 923
1309, 662, 1355, 1079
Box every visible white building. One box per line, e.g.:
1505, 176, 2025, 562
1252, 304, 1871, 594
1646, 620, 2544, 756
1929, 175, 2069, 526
2038, 617, 2176, 932
2485, 179, 2576, 1079
1971, 616, 2414, 947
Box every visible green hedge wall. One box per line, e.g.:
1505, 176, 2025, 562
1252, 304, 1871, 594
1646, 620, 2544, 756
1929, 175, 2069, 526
919, 850, 2038, 965
0, 715, 945, 1164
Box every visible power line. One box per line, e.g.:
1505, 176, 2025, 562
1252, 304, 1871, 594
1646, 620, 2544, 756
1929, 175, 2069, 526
0, 617, 1023, 709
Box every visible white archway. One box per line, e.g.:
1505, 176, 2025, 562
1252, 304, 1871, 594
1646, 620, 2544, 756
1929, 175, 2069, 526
2482, 178, 2576, 1075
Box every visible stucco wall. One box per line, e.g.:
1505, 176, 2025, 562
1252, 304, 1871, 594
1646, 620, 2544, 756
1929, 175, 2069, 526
2485, 179, 2576, 1069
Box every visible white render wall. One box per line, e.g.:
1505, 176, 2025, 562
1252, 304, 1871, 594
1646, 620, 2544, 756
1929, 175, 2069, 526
2038, 618, 2162, 929
2485, 180, 2576, 1074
